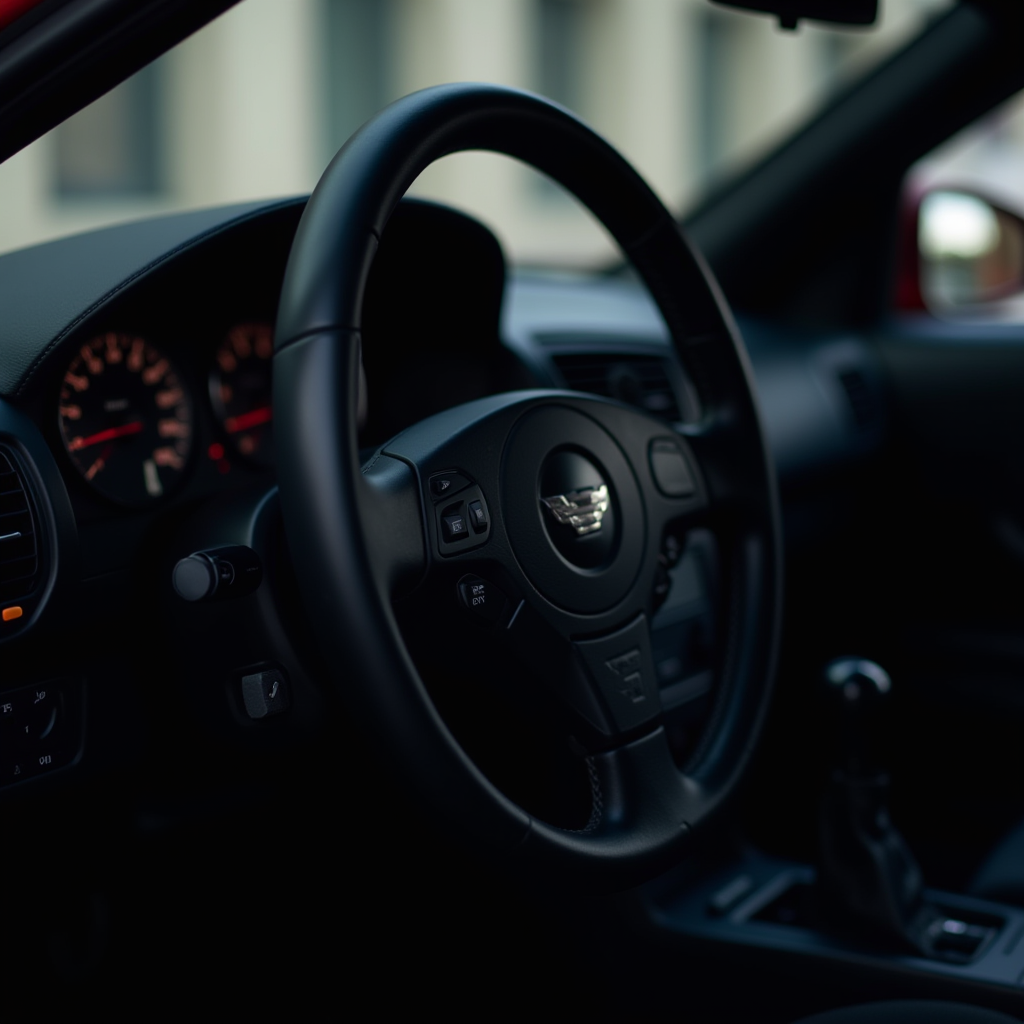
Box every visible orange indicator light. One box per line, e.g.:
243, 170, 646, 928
3, 606, 24, 622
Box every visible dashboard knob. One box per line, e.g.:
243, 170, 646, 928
172, 546, 262, 602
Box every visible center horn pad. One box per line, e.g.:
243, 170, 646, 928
502, 405, 646, 615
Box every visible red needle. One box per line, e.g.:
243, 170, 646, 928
224, 406, 272, 434
70, 420, 144, 450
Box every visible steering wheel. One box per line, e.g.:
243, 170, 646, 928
272, 83, 782, 888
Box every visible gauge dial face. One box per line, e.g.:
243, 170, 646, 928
210, 322, 274, 468
58, 333, 194, 505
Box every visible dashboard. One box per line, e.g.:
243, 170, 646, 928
0, 195, 887, 794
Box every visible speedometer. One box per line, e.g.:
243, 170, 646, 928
58, 332, 194, 505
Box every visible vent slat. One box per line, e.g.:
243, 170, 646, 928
0, 448, 40, 604
552, 353, 681, 422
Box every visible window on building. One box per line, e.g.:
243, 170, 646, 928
537, 0, 586, 114
323, 0, 393, 161
818, 31, 862, 93
533, 0, 588, 203
54, 63, 163, 199
694, 9, 736, 183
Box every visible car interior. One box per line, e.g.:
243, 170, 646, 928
0, 0, 1022, 1021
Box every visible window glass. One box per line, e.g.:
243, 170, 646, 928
0, 0, 952, 264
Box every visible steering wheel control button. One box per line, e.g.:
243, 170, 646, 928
574, 616, 660, 734
172, 546, 263, 602
468, 500, 487, 532
649, 439, 696, 498
241, 668, 290, 720
429, 471, 471, 500
457, 575, 507, 625
434, 485, 491, 556
441, 513, 468, 542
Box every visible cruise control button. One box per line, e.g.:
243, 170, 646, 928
649, 439, 696, 497
430, 471, 472, 499
442, 514, 469, 541
457, 575, 506, 624
468, 500, 487, 532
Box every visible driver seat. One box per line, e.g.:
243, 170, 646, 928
794, 1001, 1020, 1023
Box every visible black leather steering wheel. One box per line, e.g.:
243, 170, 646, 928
273, 83, 782, 887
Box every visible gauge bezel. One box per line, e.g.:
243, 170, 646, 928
56, 331, 196, 508
207, 320, 275, 470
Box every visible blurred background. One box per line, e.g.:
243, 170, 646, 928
5, 0, 1015, 268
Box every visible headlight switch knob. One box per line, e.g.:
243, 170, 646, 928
172, 545, 263, 602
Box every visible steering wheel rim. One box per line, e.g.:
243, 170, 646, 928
273, 83, 782, 887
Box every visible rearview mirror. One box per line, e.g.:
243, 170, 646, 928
918, 190, 1024, 315
709, 0, 877, 29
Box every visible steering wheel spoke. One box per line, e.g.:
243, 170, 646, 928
359, 450, 429, 599
498, 599, 662, 747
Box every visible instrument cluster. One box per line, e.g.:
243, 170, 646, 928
56, 321, 274, 506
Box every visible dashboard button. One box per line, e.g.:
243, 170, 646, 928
457, 575, 506, 624
430, 471, 471, 499
468, 500, 487, 532
649, 439, 696, 498
442, 513, 469, 541
241, 668, 290, 720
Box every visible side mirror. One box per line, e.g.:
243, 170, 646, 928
916, 190, 1024, 316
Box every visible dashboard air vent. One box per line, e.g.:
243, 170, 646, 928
552, 354, 681, 422
0, 449, 39, 605
836, 368, 878, 429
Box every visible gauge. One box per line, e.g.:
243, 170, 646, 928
209, 322, 274, 468
58, 333, 194, 505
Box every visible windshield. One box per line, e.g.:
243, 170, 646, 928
0, 0, 951, 266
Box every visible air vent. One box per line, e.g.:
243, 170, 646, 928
0, 449, 40, 605
552, 354, 681, 422
836, 368, 878, 430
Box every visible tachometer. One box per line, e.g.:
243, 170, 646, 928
58, 333, 194, 505
209, 322, 273, 468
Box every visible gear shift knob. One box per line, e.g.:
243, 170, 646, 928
818, 656, 924, 948
823, 657, 891, 778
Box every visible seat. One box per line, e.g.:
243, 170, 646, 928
793, 1000, 1021, 1023
969, 818, 1024, 907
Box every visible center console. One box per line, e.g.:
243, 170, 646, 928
637, 657, 1024, 1019
646, 853, 1024, 999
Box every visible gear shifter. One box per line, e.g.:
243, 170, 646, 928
817, 658, 926, 950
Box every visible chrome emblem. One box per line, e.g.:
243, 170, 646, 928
541, 484, 610, 537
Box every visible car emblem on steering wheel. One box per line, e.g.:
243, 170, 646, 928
541, 484, 610, 536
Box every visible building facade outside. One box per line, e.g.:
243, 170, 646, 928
0, 0, 957, 266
